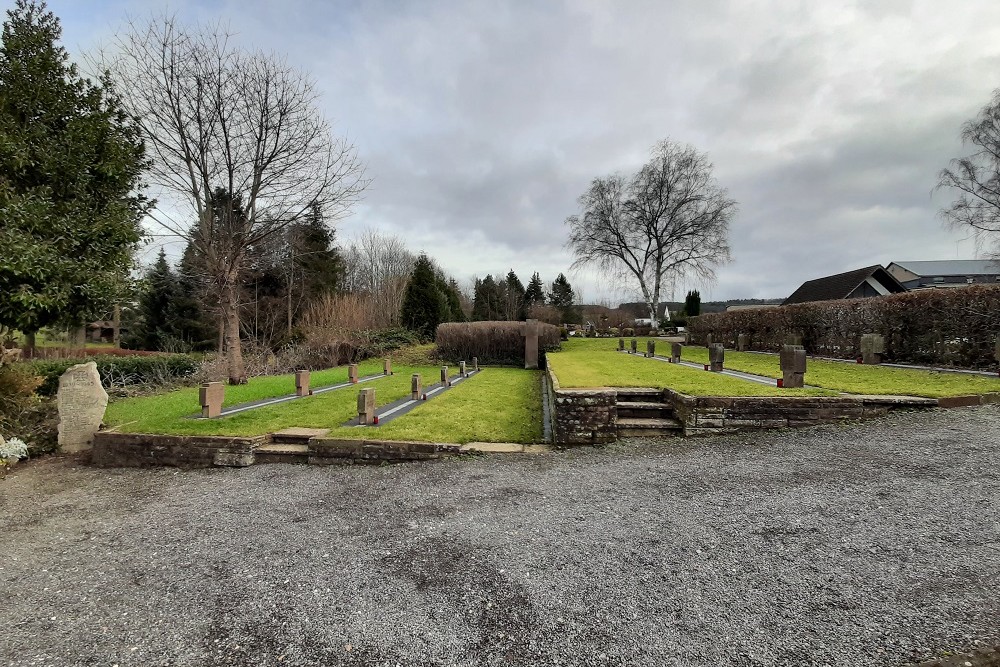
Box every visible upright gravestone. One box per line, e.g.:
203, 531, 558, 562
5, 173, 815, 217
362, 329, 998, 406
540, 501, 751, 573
646, 339, 656, 358
411, 374, 422, 400
706, 333, 713, 349
523, 319, 540, 370
618, 338, 625, 351
460, 360, 467, 377
683, 331, 691, 345
441, 365, 450, 387
348, 364, 359, 384
779, 344, 807, 388
630, 339, 638, 354
200, 382, 224, 418
357, 388, 376, 425
860, 334, 885, 365
383, 358, 393, 375
670, 342, 682, 363
57, 362, 109, 453
737, 334, 748, 352
709, 344, 725, 372
472, 357, 479, 371
294, 370, 310, 397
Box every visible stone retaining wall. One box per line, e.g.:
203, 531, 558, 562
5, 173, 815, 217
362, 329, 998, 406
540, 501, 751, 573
92, 432, 266, 468
309, 439, 460, 464
552, 390, 617, 445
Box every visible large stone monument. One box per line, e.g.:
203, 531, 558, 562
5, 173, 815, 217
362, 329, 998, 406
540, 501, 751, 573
357, 388, 376, 425
200, 382, 224, 418
779, 344, 807, 388
294, 370, 310, 397
737, 334, 748, 352
411, 374, 422, 400
670, 342, 682, 363
57, 362, 109, 453
523, 319, 540, 370
646, 339, 656, 358
709, 344, 725, 372
860, 334, 885, 365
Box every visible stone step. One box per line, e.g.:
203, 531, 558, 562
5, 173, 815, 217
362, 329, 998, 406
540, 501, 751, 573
617, 400, 674, 419
616, 417, 684, 438
615, 388, 664, 403
255, 442, 310, 464
270, 427, 330, 445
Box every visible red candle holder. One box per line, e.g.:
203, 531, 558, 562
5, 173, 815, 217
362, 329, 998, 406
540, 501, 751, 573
776, 378, 784, 388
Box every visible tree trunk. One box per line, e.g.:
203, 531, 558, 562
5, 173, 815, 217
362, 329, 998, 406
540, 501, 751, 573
221, 279, 246, 384
24, 330, 36, 358
113, 304, 121, 348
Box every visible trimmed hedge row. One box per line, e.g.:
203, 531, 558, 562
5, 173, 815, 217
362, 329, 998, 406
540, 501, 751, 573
26, 354, 201, 396
686, 285, 1000, 368
436, 321, 562, 365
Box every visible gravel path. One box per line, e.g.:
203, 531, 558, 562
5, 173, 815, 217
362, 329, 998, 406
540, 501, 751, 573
2, 407, 1000, 667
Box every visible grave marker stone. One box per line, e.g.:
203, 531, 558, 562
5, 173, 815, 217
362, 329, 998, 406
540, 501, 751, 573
706, 333, 713, 349
523, 319, 540, 370
411, 374, 422, 400
383, 358, 393, 375
348, 364, 359, 383
671, 343, 682, 363
199, 381, 224, 418
709, 344, 725, 372
630, 339, 638, 354
57, 361, 109, 453
473, 357, 479, 371
737, 334, 747, 352
357, 388, 376, 425
460, 361, 467, 377
646, 340, 656, 358
860, 334, 885, 365
618, 338, 625, 351
294, 370, 310, 397
779, 344, 807, 388
441, 365, 450, 387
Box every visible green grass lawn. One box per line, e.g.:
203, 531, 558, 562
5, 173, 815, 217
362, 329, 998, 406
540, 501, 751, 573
680, 346, 1000, 398
548, 338, 832, 396
104, 364, 543, 444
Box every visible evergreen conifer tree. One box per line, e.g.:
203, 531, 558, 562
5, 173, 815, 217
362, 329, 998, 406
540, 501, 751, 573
548, 273, 578, 323
400, 254, 445, 338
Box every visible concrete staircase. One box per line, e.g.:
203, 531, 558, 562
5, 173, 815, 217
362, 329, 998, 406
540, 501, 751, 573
615, 388, 684, 438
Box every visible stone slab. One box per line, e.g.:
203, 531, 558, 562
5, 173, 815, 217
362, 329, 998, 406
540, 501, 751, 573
272, 427, 330, 439
57, 361, 108, 453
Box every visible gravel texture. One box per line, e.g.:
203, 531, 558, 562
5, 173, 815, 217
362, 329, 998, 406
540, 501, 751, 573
2, 406, 1000, 667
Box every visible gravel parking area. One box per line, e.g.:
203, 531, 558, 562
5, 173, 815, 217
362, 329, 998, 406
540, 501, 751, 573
2, 407, 999, 667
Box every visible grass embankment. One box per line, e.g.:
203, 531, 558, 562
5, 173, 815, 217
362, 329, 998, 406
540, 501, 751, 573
104, 362, 543, 444
548, 338, 832, 396
680, 346, 1000, 398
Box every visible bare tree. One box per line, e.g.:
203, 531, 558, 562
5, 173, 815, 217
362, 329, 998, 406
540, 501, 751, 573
103, 16, 367, 382
938, 89, 1000, 258
341, 229, 415, 327
566, 140, 736, 328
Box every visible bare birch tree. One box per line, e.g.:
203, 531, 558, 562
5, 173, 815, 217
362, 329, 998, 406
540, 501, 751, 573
341, 229, 415, 327
566, 140, 736, 328
103, 16, 367, 382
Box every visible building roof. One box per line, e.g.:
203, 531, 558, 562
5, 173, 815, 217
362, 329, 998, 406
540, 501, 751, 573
889, 259, 1000, 276
783, 265, 906, 306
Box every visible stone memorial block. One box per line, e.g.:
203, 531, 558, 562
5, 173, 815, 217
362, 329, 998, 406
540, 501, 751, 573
348, 364, 359, 384
705, 333, 713, 349
473, 357, 479, 371
523, 319, 540, 370
779, 344, 807, 388
618, 338, 625, 351
57, 362, 109, 453
646, 339, 656, 358
294, 370, 310, 397
683, 332, 691, 345
860, 333, 885, 365
670, 342, 682, 363
383, 358, 393, 375
441, 365, 450, 387
411, 374, 422, 400
785, 333, 803, 347
630, 339, 638, 354
460, 360, 467, 377
199, 381, 224, 418
709, 344, 725, 372
357, 388, 376, 425
737, 334, 747, 352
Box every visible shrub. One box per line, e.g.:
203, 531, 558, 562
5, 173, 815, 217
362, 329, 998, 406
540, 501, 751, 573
0, 364, 58, 455
436, 321, 561, 365
25, 354, 200, 396
623, 328, 635, 337
687, 285, 1000, 368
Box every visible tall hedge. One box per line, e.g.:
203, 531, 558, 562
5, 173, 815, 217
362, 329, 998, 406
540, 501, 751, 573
687, 286, 1000, 368
436, 321, 561, 365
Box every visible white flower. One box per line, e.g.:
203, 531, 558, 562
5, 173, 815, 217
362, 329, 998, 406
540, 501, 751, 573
0, 437, 28, 463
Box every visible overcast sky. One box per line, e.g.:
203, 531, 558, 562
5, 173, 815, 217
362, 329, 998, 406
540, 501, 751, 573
46, 0, 1000, 303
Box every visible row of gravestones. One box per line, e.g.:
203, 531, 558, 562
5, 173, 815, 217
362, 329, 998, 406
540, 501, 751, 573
358, 360, 477, 425
705, 332, 891, 365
